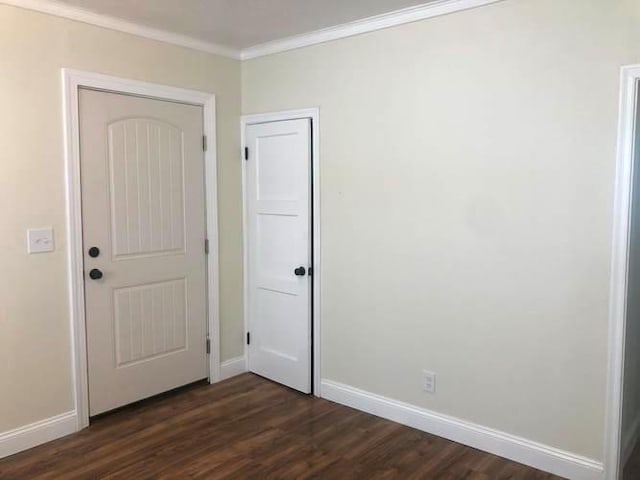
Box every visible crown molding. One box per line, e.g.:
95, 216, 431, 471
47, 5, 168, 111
0, 0, 241, 59
2, 0, 504, 61
241, 0, 505, 60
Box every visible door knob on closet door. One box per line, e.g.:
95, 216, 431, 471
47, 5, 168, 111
89, 268, 103, 280
294, 266, 306, 276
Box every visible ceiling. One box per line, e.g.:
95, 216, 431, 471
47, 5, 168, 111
53, 0, 437, 49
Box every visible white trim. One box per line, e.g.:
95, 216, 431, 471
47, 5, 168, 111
203, 93, 222, 385
62, 69, 221, 430
1, 0, 240, 59
3, 0, 504, 61
241, 108, 322, 396
604, 64, 640, 480
322, 380, 604, 480
220, 356, 248, 381
0, 411, 77, 459
241, 0, 505, 60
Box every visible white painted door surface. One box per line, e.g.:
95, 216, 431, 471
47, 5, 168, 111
246, 119, 312, 393
79, 88, 208, 416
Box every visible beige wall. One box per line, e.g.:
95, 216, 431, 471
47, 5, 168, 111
0, 4, 244, 433
242, 0, 640, 460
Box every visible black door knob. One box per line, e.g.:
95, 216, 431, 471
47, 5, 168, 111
294, 266, 306, 276
88, 246, 100, 258
89, 269, 103, 280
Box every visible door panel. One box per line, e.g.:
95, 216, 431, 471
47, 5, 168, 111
80, 88, 208, 416
246, 119, 312, 393
113, 278, 187, 367
108, 118, 186, 258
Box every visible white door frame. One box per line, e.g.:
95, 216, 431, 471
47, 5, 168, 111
62, 69, 221, 430
241, 108, 321, 396
605, 64, 640, 480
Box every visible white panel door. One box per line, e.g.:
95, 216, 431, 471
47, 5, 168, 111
246, 119, 312, 393
79, 88, 208, 416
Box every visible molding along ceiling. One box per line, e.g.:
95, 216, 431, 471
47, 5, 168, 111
1, 0, 240, 58
1, 0, 504, 60
241, 0, 504, 60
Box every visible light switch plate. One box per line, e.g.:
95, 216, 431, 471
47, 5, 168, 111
27, 228, 55, 254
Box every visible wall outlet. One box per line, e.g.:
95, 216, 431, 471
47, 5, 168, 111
423, 370, 436, 394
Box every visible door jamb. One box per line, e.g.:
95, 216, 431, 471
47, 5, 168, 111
240, 108, 321, 396
605, 64, 640, 480
62, 69, 221, 430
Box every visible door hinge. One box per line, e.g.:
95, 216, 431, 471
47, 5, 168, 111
205, 238, 209, 255
206, 337, 211, 354
246, 332, 250, 345
203, 135, 208, 152
244, 146, 249, 161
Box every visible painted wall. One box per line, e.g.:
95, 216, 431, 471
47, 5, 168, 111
242, 0, 640, 460
622, 83, 640, 462
0, 4, 244, 433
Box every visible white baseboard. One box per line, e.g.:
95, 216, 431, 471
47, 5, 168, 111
622, 411, 640, 467
0, 411, 77, 459
219, 355, 247, 380
321, 380, 604, 480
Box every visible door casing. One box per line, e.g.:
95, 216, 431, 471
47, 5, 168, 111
605, 64, 640, 480
62, 69, 220, 430
241, 109, 321, 396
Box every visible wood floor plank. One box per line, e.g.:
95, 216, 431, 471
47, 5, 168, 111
0, 374, 566, 479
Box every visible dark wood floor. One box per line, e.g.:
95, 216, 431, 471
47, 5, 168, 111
0, 374, 564, 479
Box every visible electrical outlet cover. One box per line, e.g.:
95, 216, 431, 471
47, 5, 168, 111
423, 370, 436, 394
